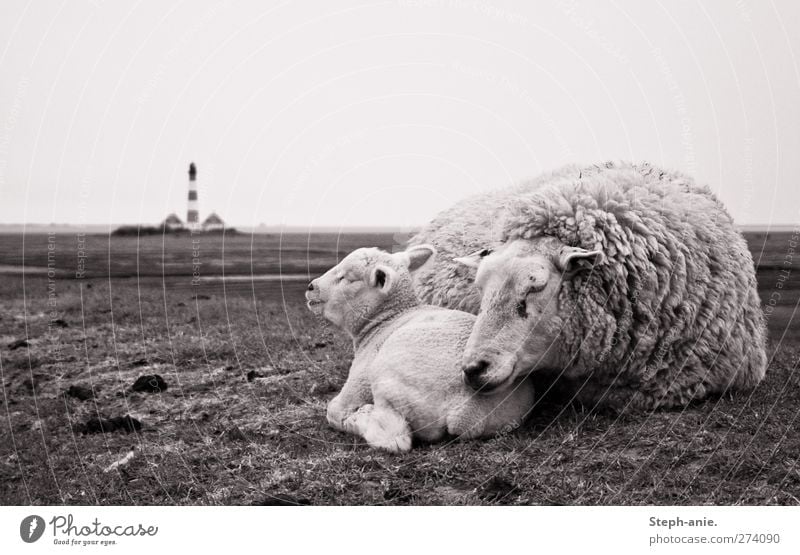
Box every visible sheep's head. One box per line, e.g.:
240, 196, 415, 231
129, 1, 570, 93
454, 238, 603, 393
305, 244, 436, 334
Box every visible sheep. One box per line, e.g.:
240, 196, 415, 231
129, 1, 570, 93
410, 161, 768, 409
305, 244, 534, 452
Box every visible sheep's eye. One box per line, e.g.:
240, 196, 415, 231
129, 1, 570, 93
479, 248, 493, 258
528, 279, 546, 293
516, 299, 527, 318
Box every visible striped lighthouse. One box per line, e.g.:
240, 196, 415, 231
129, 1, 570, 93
187, 162, 199, 231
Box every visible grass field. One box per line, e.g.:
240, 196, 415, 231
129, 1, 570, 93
1, 231, 798, 505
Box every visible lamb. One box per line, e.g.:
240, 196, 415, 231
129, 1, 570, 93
305, 244, 534, 452
411, 161, 768, 409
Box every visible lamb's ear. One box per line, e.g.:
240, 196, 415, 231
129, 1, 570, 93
453, 248, 493, 269
368, 264, 396, 293
557, 246, 604, 273
403, 244, 436, 272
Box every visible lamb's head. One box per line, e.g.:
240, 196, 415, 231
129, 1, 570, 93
454, 237, 603, 393
306, 244, 436, 333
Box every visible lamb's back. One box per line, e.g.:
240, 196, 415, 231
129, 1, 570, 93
370, 307, 474, 402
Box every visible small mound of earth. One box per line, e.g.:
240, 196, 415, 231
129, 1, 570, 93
65, 384, 95, 401
246, 370, 263, 382
76, 415, 142, 434
8, 339, 29, 351
131, 374, 168, 393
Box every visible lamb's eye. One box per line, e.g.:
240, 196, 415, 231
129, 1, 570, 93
479, 248, 493, 258
516, 299, 527, 318
528, 276, 546, 293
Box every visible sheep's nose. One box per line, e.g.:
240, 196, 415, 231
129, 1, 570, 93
307, 281, 315, 291
462, 359, 490, 389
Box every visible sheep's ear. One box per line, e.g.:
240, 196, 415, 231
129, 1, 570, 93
453, 248, 493, 269
403, 244, 436, 272
368, 264, 395, 293
557, 246, 604, 274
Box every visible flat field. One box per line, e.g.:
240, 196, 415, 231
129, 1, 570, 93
0, 230, 798, 505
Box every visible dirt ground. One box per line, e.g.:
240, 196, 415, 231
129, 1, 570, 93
1, 232, 798, 505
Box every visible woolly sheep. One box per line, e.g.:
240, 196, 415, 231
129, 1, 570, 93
305, 245, 534, 452
411, 162, 767, 409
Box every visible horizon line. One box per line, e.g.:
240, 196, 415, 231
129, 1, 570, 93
0, 223, 797, 233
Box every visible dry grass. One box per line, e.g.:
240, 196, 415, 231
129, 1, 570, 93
0, 232, 798, 505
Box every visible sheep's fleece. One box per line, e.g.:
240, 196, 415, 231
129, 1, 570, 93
411, 161, 768, 408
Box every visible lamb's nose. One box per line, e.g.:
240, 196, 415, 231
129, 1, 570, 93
462, 359, 490, 388
307, 281, 315, 291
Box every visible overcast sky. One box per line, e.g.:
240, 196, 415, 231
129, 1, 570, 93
1, 0, 798, 229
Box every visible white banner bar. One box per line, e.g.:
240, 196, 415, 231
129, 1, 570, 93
3, 506, 799, 554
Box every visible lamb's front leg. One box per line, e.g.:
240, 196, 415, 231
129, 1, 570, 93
326, 363, 372, 433
345, 403, 412, 453
326, 363, 411, 452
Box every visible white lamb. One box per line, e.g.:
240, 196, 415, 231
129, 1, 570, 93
305, 245, 534, 452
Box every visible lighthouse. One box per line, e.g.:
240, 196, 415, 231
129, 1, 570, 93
187, 162, 199, 231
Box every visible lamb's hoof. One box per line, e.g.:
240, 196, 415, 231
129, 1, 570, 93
375, 434, 412, 453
